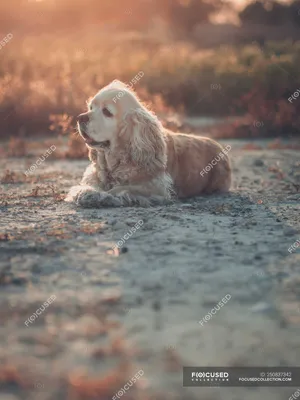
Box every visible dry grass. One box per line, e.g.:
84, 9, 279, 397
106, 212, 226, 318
1, 170, 19, 183
28, 184, 65, 201
7, 138, 28, 157
0, 364, 29, 389
46, 221, 107, 239
0, 170, 29, 184
68, 363, 129, 400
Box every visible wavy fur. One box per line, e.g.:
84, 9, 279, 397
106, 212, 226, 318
65, 80, 231, 208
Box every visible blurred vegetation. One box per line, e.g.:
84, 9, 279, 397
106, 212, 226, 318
1, 32, 300, 138
1, 0, 300, 139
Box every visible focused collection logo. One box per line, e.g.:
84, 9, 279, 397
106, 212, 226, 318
183, 367, 300, 387
191, 371, 229, 382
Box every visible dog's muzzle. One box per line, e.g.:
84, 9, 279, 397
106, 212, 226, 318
77, 114, 110, 148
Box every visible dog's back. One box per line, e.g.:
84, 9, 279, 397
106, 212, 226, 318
165, 130, 231, 198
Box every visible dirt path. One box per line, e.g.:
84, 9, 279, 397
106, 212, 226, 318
0, 139, 300, 400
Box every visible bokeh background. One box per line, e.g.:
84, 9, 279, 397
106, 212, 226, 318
1, 0, 300, 150
1, 4, 300, 399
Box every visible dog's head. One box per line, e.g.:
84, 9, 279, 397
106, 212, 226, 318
78, 80, 167, 171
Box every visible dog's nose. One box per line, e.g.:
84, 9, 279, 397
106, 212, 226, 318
78, 113, 89, 124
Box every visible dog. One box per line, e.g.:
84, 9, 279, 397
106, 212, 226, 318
65, 80, 231, 207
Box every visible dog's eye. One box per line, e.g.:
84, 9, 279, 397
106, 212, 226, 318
102, 107, 113, 118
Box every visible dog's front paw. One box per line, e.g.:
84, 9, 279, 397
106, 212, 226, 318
76, 188, 103, 208
66, 186, 122, 208
95, 192, 123, 207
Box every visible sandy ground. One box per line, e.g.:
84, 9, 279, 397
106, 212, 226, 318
0, 138, 300, 400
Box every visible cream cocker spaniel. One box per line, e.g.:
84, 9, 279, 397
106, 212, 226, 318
66, 80, 231, 207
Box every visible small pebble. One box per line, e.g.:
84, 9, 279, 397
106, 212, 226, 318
284, 228, 298, 236
253, 159, 265, 167
251, 302, 271, 313
11, 277, 27, 285
152, 300, 161, 311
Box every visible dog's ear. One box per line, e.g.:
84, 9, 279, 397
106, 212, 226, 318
119, 108, 167, 172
